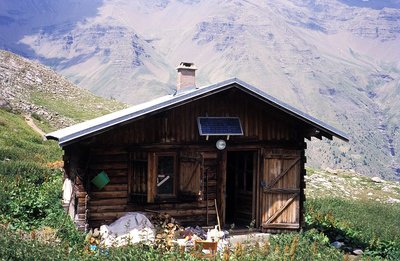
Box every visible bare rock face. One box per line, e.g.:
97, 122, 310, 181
0, 98, 11, 111
0, 50, 76, 128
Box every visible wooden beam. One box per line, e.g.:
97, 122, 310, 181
263, 188, 300, 194
262, 223, 300, 229
147, 153, 156, 203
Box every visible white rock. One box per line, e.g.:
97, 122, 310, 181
353, 249, 363, 255
325, 167, 338, 174
367, 192, 373, 196
371, 177, 384, 183
387, 197, 400, 204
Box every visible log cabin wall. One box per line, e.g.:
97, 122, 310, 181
90, 88, 303, 146
64, 87, 306, 230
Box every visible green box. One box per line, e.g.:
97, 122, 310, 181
91, 171, 110, 190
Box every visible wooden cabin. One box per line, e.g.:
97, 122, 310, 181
47, 63, 348, 232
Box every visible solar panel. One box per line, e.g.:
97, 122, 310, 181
197, 117, 243, 136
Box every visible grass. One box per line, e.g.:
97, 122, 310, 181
0, 109, 61, 164
306, 197, 400, 259
30, 90, 127, 124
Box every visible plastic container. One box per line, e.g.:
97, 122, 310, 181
91, 171, 110, 190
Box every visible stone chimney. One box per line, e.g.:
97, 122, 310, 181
176, 62, 197, 90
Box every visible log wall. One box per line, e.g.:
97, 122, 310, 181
64, 87, 307, 230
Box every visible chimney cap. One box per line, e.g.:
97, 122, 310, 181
176, 62, 197, 70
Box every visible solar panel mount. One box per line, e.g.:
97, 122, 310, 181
197, 117, 243, 139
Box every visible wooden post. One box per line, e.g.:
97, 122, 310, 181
219, 150, 227, 226
147, 152, 156, 203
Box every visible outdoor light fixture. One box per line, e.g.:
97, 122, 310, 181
216, 139, 226, 150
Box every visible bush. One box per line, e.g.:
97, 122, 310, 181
0, 169, 62, 230
0, 226, 70, 261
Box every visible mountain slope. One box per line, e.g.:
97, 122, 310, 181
0, 0, 399, 179
0, 50, 127, 131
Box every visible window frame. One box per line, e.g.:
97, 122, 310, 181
154, 152, 178, 199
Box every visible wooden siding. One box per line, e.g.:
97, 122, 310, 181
65, 88, 307, 230
74, 148, 220, 228
91, 88, 302, 146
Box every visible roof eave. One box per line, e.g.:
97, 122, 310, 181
46, 77, 349, 146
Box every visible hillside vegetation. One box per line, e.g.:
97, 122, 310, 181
0, 50, 127, 132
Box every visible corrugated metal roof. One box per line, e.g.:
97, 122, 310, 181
46, 78, 349, 146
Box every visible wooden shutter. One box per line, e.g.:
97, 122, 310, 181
147, 152, 156, 203
129, 152, 148, 204
179, 151, 203, 197
260, 149, 301, 230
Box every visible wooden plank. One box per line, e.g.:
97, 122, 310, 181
264, 193, 298, 225
263, 188, 300, 194
219, 151, 226, 225
262, 223, 300, 229
89, 212, 127, 220
90, 191, 128, 199
108, 176, 128, 184
91, 184, 128, 192
128, 152, 132, 196
147, 153, 156, 203
89, 208, 217, 221
89, 162, 128, 170
148, 200, 215, 210
264, 157, 300, 189
155, 208, 217, 217
89, 205, 130, 213
89, 198, 127, 206
179, 151, 201, 194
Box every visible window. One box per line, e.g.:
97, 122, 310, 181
156, 154, 176, 197
129, 152, 148, 204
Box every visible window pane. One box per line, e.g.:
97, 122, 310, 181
157, 156, 174, 195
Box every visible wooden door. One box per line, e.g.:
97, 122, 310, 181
260, 149, 301, 230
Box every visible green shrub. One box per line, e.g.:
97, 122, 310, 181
0, 169, 61, 230
0, 226, 70, 261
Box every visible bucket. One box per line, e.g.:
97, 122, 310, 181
91, 171, 110, 190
